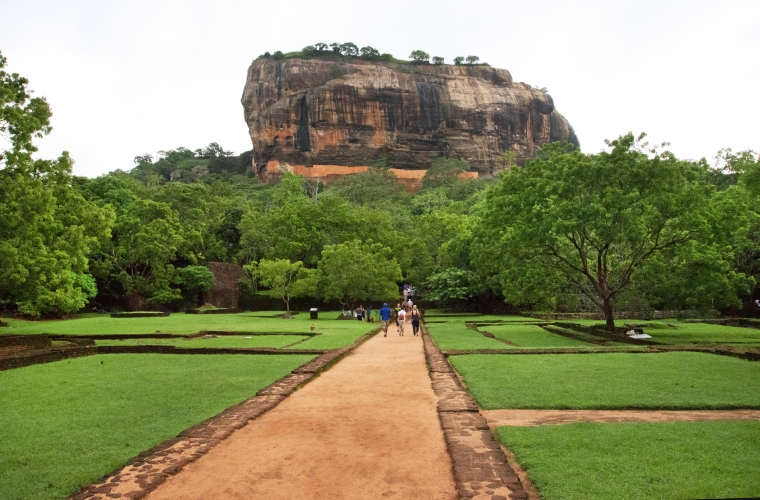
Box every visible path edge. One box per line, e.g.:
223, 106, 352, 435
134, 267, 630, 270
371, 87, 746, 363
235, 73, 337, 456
421, 322, 529, 500
68, 326, 381, 500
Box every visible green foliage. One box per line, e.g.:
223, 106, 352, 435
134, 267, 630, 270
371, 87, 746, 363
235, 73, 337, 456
409, 50, 430, 64
315, 239, 402, 309
421, 157, 470, 190
0, 51, 114, 316
250, 258, 311, 312
360, 46, 380, 59
432, 56, 444, 65
453, 56, 465, 65
174, 266, 215, 305
465, 55, 480, 64
424, 268, 476, 304
479, 134, 737, 330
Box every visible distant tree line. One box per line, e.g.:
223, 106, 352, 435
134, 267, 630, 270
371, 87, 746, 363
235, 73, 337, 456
256, 44, 488, 66
4, 50, 760, 331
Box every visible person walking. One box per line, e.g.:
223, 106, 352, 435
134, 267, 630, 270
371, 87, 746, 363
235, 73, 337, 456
397, 307, 407, 336
411, 306, 420, 336
379, 303, 392, 337
394, 303, 402, 329
366, 305, 372, 322
355, 305, 364, 321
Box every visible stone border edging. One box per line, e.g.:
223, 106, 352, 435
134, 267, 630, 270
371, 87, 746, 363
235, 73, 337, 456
421, 323, 528, 500
67, 326, 381, 500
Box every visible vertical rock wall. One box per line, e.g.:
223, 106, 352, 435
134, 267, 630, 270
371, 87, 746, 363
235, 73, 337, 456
241, 57, 579, 178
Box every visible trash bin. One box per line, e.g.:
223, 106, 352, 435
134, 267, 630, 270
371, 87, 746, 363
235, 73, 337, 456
310, 308, 318, 320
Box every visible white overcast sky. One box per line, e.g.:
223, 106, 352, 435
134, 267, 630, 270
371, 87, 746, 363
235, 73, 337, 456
1, 0, 758, 177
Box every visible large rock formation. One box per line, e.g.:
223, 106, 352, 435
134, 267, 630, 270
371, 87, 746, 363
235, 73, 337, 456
241, 57, 579, 180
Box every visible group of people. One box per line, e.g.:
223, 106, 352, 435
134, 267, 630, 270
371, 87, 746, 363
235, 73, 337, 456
378, 298, 420, 337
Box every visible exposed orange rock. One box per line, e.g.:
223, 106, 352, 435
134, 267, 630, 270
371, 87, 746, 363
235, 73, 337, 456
263, 160, 477, 192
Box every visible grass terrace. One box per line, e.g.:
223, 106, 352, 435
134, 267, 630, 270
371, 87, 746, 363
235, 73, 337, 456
450, 352, 760, 409
0, 353, 315, 500
496, 420, 760, 500
3, 312, 374, 349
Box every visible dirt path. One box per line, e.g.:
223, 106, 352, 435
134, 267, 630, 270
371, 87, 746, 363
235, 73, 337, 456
481, 409, 760, 427
147, 327, 457, 500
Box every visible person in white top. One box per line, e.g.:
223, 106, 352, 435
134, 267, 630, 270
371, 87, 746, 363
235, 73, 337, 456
397, 307, 406, 336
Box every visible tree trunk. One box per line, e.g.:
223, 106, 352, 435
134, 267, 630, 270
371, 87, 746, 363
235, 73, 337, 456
284, 296, 290, 313
602, 297, 615, 334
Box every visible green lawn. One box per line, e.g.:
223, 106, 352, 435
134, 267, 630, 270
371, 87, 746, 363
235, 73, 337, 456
451, 352, 760, 409
482, 324, 593, 348
425, 322, 507, 350
94, 335, 309, 348
0, 353, 314, 500
3, 312, 374, 349
643, 321, 760, 345
496, 421, 760, 500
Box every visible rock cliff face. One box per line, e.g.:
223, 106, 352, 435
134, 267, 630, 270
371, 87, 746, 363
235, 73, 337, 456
241, 57, 579, 179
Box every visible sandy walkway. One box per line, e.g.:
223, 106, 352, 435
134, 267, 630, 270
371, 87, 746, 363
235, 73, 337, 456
481, 409, 760, 427
147, 328, 457, 500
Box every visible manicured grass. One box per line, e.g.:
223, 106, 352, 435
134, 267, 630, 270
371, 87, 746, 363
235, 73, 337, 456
3, 312, 374, 348
94, 335, 309, 348
425, 322, 507, 350
483, 324, 593, 348
450, 352, 760, 409
644, 321, 760, 345
496, 421, 760, 500
0, 353, 314, 500
558, 319, 760, 345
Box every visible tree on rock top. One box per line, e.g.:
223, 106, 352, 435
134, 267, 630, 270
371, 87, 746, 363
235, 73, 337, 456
409, 50, 430, 64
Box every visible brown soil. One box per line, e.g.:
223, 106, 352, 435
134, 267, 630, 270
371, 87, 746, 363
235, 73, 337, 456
147, 331, 457, 500
481, 409, 760, 427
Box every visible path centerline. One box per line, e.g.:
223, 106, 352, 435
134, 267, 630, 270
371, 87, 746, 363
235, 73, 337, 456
146, 327, 457, 500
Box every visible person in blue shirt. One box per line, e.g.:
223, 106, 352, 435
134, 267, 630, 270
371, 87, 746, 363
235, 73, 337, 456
379, 303, 392, 337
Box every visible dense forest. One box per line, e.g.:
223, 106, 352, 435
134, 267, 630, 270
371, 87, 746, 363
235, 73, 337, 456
2, 51, 760, 329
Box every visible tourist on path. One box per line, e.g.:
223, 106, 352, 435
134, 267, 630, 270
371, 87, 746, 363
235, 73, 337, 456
394, 303, 402, 328
397, 307, 407, 336
379, 303, 392, 337
355, 305, 364, 321
411, 306, 420, 336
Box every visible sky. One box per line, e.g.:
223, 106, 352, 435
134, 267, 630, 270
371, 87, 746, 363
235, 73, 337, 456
1, 0, 758, 177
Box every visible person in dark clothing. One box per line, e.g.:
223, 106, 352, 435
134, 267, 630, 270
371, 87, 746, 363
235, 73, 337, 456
411, 306, 420, 336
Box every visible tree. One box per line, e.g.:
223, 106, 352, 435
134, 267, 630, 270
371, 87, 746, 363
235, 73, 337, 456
424, 268, 476, 305
0, 51, 114, 316
340, 43, 359, 57
330, 42, 342, 54
314, 43, 328, 52
453, 56, 465, 65
104, 199, 183, 304
432, 56, 445, 65
465, 55, 480, 65
315, 240, 401, 310
409, 50, 430, 64
360, 46, 380, 59
479, 134, 730, 332
175, 266, 215, 306
251, 258, 311, 313
421, 157, 471, 190
302, 45, 316, 56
